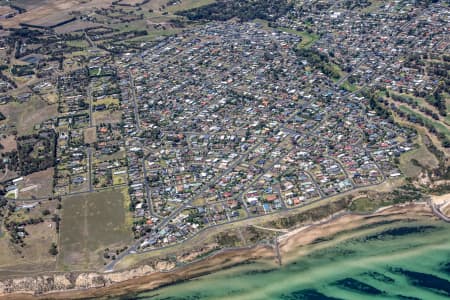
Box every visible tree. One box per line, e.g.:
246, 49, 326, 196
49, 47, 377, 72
49, 243, 58, 256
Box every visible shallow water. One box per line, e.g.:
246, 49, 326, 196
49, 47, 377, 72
119, 218, 450, 300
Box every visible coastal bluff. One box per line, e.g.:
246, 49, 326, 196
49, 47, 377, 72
0, 261, 176, 297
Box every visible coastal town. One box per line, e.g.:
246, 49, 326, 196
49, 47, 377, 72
0, 0, 449, 290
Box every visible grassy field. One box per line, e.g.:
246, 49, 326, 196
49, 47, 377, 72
444, 92, 450, 125
18, 167, 54, 199
126, 28, 180, 42
93, 96, 120, 106
0, 134, 16, 154
391, 111, 450, 156
0, 221, 57, 278
399, 134, 439, 178
398, 105, 450, 140
340, 81, 358, 92
58, 188, 133, 270
348, 187, 423, 213
0, 97, 58, 136
0, 0, 113, 29
93, 110, 122, 125
296, 31, 319, 49
348, 197, 380, 212
361, 0, 385, 12
388, 90, 444, 121
112, 169, 128, 185
66, 39, 90, 49
164, 0, 216, 13
274, 26, 318, 49
84, 127, 97, 144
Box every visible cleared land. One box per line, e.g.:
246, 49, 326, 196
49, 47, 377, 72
17, 168, 55, 199
0, 0, 112, 28
399, 134, 439, 178
59, 188, 133, 270
92, 111, 122, 125
164, 0, 217, 13
0, 5, 14, 16
0, 135, 17, 154
0, 221, 57, 278
0, 98, 57, 136
83, 127, 97, 144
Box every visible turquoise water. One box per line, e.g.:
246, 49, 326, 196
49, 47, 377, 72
119, 218, 450, 300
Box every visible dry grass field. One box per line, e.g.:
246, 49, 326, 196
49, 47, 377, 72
164, 0, 216, 13
0, 0, 113, 28
0, 135, 18, 182
0, 221, 58, 278
0, 5, 14, 16
93, 110, 122, 125
18, 168, 55, 199
399, 134, 439, 178
83, 127, 97, 144
0, 98, 58, 136
0, 135, 17, 154
0, 227, 57, 276
54, 20, 103, 34
58, 188, 133, 271
117, 0, 144, 5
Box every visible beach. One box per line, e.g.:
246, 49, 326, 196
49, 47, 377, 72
0, 202, 441, 299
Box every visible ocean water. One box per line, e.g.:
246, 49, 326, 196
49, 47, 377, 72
121, 217, 450, 300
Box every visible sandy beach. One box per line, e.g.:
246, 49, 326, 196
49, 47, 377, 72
0, 202, 435, 300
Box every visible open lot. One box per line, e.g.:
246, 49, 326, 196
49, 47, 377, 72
93, 110, 122, 125
84, 127, 97, 145
399, 134, 439, 178
0, 135, 17, 154
0, 221, 57, 277
0, 98, 57, 136
164, 0, 216, 13
58, 188, 133, 270
17, 168, 54, 199
0, 0, 112, 28
0, 5, 14, 17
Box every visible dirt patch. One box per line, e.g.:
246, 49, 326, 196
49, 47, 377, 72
92, 111, 122, 126
0, 0, 113, 29
18, 168, 54, 199
0, 6, 15, 16
83, 127, 97, 145
0, 135, 17, 154
0, 99, 57, 136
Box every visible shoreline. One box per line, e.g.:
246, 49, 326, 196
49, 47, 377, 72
0, 202, 435, 300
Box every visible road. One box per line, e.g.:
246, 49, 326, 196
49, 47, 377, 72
104, 176, 391, 271
7, 2, 434, 273
87, 148, 93, 192
84, 31, 97, 49
88, 84, 93, 127
152, 101, 316, 231
128, 70, 141, 132
430, 200, 450, 223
